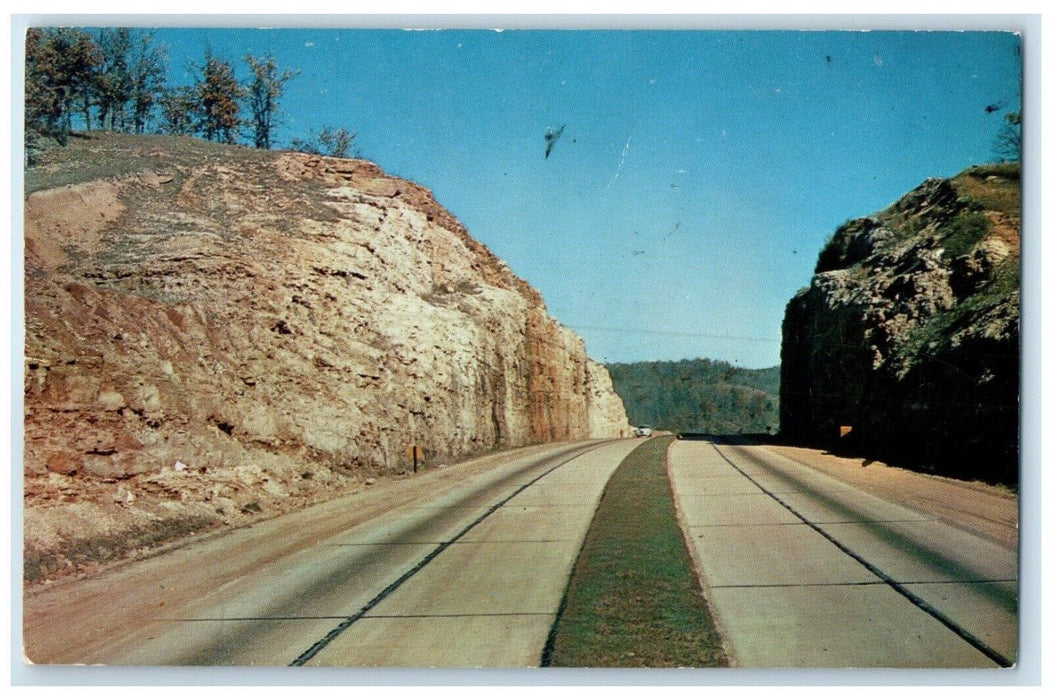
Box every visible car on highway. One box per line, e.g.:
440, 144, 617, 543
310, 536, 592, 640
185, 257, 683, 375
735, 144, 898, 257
634, 425, 653, 437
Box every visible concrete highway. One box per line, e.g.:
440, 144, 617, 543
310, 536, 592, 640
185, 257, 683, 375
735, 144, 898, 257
24, 435, 1017, 668
668, 437, 1017, 668
24, 439, 641, 666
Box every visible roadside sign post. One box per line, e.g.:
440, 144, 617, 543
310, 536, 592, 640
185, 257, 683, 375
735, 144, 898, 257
407, 445, 424, 473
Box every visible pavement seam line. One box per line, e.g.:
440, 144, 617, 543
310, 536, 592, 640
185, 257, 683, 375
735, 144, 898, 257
710, 581, 889, 589
360, 612, 553, 619
708, 577, 1017, 590
685, 517, 936, 528
165, 616, 351, 621
715, 441, 1014, 588
755, 444, 1019, 549
710, 442, 1013, 668
287, 440, 617, 666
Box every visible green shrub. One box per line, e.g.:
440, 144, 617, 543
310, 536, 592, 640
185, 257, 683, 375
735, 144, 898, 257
941, 211, 991, 260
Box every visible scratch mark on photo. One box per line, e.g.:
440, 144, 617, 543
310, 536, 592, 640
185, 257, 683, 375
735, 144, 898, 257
607, 135, 633, 188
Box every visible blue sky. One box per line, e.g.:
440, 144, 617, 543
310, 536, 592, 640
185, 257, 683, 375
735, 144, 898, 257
152, 28, 1021, 368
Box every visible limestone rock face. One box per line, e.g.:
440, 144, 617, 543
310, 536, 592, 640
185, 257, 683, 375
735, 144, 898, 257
780, 165, 1020, 484
22, 135, 627, 578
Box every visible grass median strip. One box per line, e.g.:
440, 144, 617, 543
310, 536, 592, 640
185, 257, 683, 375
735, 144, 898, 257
543, 436, 728, 667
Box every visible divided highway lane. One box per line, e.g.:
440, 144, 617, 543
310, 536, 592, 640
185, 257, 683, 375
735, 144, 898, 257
302, 438, 640, 666
668, 438, 1017, 668
24, 439, 642, 667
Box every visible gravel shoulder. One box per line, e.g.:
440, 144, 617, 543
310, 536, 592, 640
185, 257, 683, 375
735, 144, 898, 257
760, 442, 1018, 550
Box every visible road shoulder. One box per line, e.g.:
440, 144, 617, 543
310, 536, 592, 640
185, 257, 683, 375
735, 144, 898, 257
761, 443, 1018, 549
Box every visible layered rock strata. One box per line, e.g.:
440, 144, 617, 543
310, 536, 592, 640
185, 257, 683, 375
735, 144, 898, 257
23, 134, 627, 578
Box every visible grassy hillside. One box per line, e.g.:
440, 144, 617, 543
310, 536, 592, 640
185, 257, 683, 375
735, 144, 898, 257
607, 358, 780, 435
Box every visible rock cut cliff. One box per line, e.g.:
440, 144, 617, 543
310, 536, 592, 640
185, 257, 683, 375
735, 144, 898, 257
23, 134, 627, 581
780, 164, 1020, 484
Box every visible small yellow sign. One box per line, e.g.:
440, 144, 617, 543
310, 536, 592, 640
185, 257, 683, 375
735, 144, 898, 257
407, 445, 424, 461
839, 425, 853, 438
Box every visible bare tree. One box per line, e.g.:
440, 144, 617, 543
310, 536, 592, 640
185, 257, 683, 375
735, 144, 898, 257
319, 126, 358, 158
291, 126, 360, 158
245, 53, 298, 149
993, 111, 1021, 163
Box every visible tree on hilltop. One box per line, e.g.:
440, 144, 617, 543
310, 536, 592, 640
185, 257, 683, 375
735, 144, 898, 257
291, 126, 360, 158
25, 27, 169, 136
24, 27, 100, 146
245, 53, 299, 149
25, 28, 62, 145
318, 126, 358, 158
993, 111, 1021, 163
128, 32, 169, 134
195, 49, 245, 144
94, 27, 134, 131
158, 85, 198, 135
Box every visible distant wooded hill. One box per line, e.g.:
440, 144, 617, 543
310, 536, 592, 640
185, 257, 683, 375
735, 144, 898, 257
606, 358, 780, 435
